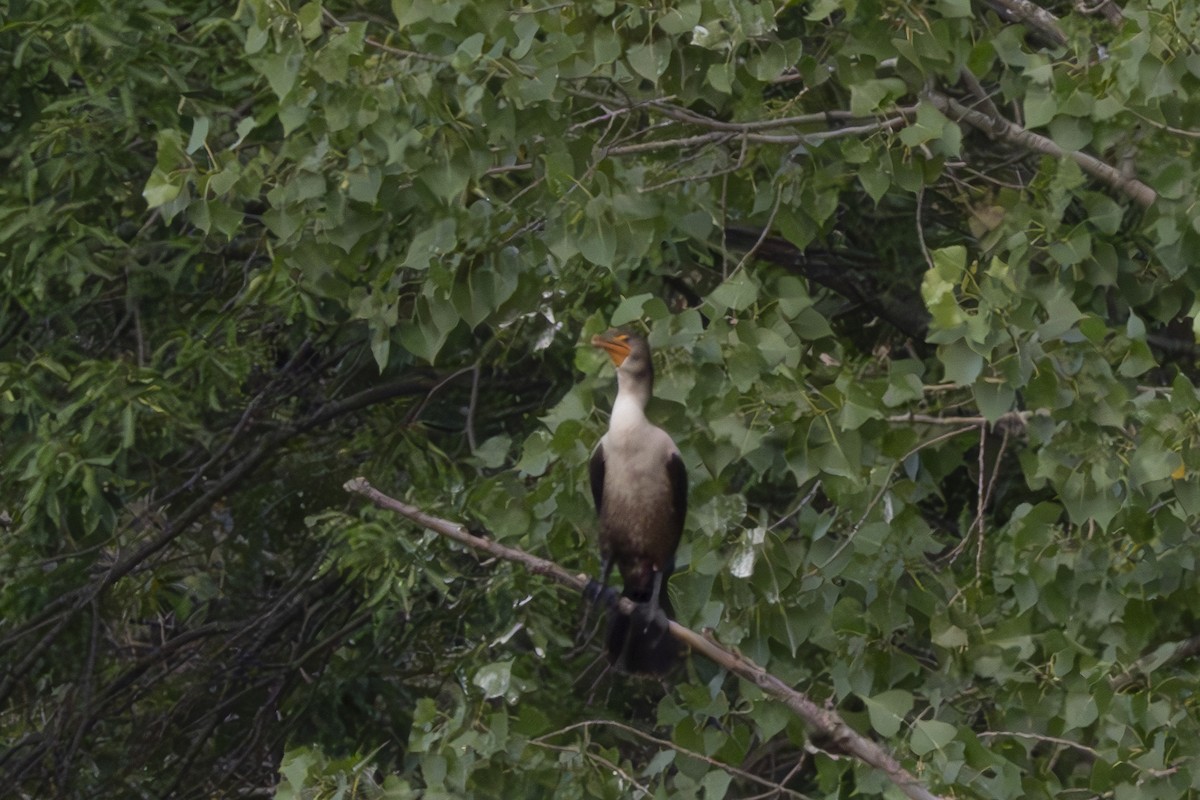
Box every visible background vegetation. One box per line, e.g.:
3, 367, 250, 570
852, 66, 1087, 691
3, 0, 1200, 797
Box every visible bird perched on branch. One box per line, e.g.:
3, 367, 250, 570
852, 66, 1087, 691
588, 329, 687, 675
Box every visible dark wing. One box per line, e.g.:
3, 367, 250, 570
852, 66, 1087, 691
666, 450, 687, 539
588, 443, 606, 512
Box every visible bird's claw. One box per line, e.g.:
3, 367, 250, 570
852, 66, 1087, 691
583, 579, 619, 608
632, 601, 671, 645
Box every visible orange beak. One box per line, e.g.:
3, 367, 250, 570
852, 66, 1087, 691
591, 330, 632, 367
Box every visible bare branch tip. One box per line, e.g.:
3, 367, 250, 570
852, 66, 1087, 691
343, 477, 371, 494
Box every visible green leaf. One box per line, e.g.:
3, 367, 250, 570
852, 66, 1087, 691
701, 769, 732, 798
1060, 471, 1121, 530
420, 152, 473, 201
1048, 229, 1092, 266
708, 273, 759, 312
859, 162, 890, 202
578, 220, 617, 267
911, 719, 958, 756
850, 78, 907, 116
940, 341, 982, 385
1117, 340, 1155, 377
259, 44, 303, 100
805, 0, 841, 20
143, 168, 183, 209
233, 115, 257, 147
403, 218, 459, 270
278, 748, 318, 794
899, 102, 950, 148
452, 33, 485, 71
974, 378, 1014, 422
627, 40, 671, 82
1129, 441, 1177, 487
838, 396, 882, 431
932, 620, 969, 649
397, 295, 458, 364
883, 364, 924, 407
922, 246, 968, 330
186, 117, 209, 155
1023, 86, 1056, 128
472, 435, 511, 469
792, 307, 833, 340
297, 2, 323, 39
369, 324, 390, 371
473, 660, 513, 699
937, 0, 972, 17
658, 3, 701, 35
863, 690, 914, 737
1063, 692, 1099, 731
707, 62, 732, 92
1037, 289, 1082, 340
611, 294, 654, 326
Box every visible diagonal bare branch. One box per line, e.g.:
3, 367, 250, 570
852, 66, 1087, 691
927, 90, 1157, 207
344, 477, 951, 800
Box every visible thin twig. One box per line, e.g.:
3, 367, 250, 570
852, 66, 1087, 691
535, 719, 810, 798
1126, 109, 1200, 140
977, 730, 1099, 758
466, 362, 481, 452
1073, 0, 1124, 25
973, 422, 987, 582
886, 411, 1038, 426
529, 740, 653, 795
404, 366, 476, 426
641, 133, 747, 192
915, 186, 934, 272
981, 425, 1010, 521
323, 9, 446, 62
603, 116, 907, 156
604, 131, 735, 156
571, 89, 912, 136
820, 426, 979, 569
733, 190, 785, 275
769, 481, 823, 531
958, 69, 1002, 120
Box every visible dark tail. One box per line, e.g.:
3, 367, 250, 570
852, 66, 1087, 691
606, 580, 680, 676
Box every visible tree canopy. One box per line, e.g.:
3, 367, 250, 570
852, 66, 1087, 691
4, 0, 1200, 797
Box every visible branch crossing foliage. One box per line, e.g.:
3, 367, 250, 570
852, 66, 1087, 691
4, 0, 1200, 798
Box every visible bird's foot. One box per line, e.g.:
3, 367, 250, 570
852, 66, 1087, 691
632, 600, 672, 645
583, 578, 619, 608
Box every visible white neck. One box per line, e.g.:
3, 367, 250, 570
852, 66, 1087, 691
608, 373, 651, 437
616, 368, 650, 406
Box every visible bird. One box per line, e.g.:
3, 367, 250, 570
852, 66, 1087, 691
587, 329, 688, 675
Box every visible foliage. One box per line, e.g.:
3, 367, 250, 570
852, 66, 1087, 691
4, 0, 1200, 798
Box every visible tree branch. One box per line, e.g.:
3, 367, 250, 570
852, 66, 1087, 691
720, 228, 932, 341
886, 411, 1040, 426
1111, 632, 1200, 690
926, 90, 1157, 208
0, 376, 433, 710
983, 0, 1069, 47
571, 89, 912, 156
343, 478, 951, 800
